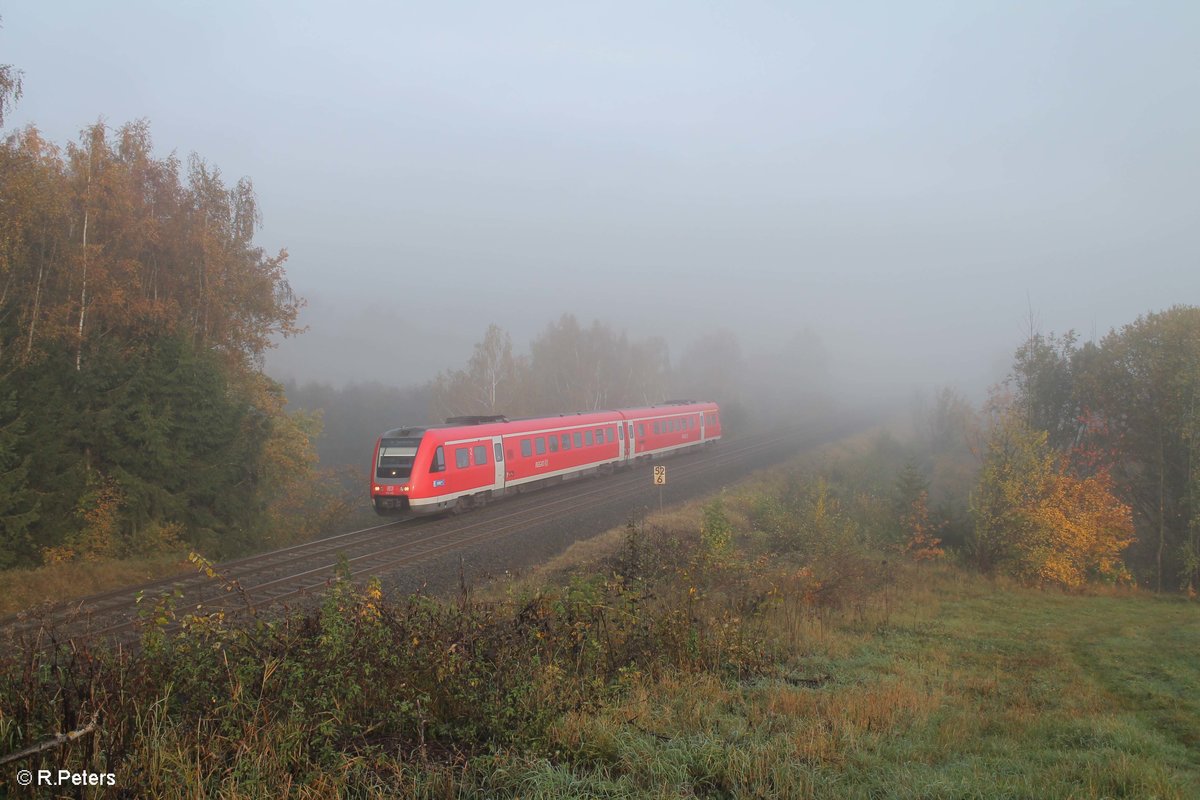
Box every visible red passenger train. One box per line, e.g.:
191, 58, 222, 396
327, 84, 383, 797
371, 401, 721, 516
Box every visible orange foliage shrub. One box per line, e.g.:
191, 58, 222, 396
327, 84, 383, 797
975, 406, 1135, 588
1017, 468, 1134, 587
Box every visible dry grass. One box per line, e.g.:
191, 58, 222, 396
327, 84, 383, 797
533, 561, 1200, 798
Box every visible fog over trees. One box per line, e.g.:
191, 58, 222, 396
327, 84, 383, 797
2, 5, 1198, 593
6, 4, 1192, 401
4, 8, 1200, 796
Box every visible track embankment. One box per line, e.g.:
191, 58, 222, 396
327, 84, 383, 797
1, 420, 861, 647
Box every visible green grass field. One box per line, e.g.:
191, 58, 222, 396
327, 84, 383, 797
490, 562, 1200, 799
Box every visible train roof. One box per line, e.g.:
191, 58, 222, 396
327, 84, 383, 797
616, 400, 718, 417
380, 401, 718, 442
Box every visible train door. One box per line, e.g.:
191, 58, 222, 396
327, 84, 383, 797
700, 412, 706, 442
627, 422, 636, 458
492, 435, 505, 491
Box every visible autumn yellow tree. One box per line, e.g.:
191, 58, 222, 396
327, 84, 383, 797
974, 402, 1134, 587
1019, 467, 1134, 586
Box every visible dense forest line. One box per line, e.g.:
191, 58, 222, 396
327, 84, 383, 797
0, 87, 348, 569
885, 306, 1200, 593
999, 307, 1200, 592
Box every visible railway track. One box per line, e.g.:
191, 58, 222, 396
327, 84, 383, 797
0, 423, 837, 647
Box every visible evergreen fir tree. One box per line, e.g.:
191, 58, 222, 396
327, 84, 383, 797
0, 390, 39, 568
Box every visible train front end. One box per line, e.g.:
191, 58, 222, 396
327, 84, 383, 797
370, 427, 427, 515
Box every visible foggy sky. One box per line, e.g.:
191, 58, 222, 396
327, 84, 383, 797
5, 1, 1198, 400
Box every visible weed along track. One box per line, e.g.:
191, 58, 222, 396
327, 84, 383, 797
7, 411, 1198, 798
1, 424, 837, 647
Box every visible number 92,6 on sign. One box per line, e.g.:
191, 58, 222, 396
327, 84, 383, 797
653, 465, 666, 485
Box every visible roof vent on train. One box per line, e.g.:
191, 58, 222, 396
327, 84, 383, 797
444, 415, 510, 425
384, 426, 428, 438
661, 399, 699, 405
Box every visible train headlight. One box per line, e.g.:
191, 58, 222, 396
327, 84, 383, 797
402, 485, 410, 492
374, 485, 381, 492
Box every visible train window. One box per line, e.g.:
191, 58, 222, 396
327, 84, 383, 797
585, 431, 594, 446
376, 438, 420, 479
520, 439, 532, 458
618, 425, 624, 439
548, 436, 559, 452
606, 428, 614, 443
431, 446, 446, 473
494, 443, 504, 462
561, 433, 572, 450
653, 421, 660, 435
473, 444, 488, 465
595, 428, 604, 442
638, 423, 645, 438
573, 431, 583, 448
535, 437, 547, 455
455, 448, 470, 469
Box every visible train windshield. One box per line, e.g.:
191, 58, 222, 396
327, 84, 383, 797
376, 436, 422, 479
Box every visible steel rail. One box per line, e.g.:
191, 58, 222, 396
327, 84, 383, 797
2, 424, 826, 645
